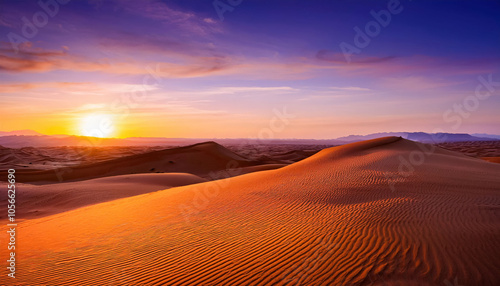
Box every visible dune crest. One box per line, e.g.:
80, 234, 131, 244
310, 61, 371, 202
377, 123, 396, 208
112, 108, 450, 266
2, 141, 262, 183
2, 138, 499, 285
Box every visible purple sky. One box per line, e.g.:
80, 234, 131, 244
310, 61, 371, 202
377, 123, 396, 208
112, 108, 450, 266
0, 0, 499, 138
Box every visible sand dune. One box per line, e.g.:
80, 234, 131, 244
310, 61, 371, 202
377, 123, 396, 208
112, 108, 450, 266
438, 140, 500, 157
2, 137, 499, 285
2, 142, 263, 184
0, 173, 207, 221
481, 157, 500, 163
0, 145, 168, 171
228, 145, 324, 164
208, 163, 288, 179
269, 150, 320, 163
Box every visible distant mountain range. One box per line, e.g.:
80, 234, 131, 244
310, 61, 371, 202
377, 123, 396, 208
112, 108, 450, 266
471, 133, 500, 140
0, 130, 498, 148
0, 130, 45, 136
336, 132, 497, 143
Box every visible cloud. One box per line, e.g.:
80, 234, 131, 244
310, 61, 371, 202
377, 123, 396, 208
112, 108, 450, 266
316, 50, 396, 64
297, 86, 374, 102
96, 34, 211, 59
74, 103, 108, 111
0, 18, 13, 28
0, 0, 225, 75
211, 86, 297, 94
0, 82, 161, 109
329, 86, 371, 91
0, 42, 325, 79
110, 0, 221, 36
381, 76, 463, 90
0, 82, 90, 93
129, 104, 227, 116
2, 40, 496, 83
0, 43, 233, 77
204, 18, 216, 24
314, 50, 500, 78
0, 43, 70, 72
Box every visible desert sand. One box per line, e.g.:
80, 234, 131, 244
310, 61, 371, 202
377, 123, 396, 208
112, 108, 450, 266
1, 142, 285, 183
481, 157, 500, 164
437, 140, 500, 157
0, 173, 207, 220
1, 137, 499, 285
0, 145, 167, 171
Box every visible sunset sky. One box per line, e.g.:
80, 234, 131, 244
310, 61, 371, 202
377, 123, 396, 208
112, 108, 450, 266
1, 0, 499, 138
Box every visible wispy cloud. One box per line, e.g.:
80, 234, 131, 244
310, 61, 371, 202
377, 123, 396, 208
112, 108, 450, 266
0, 42, 319, 79
0, 81, 89, 93
316, 50, 396, 65
109, 0, 221, 35
0, 81, 158, 95
74, 103, 108, 112
329, 86, 371, 91
297, 86, 374, 101
314, 50, 500, 78
0, 43, 232, 77
381, 76, 463, 91
211, 86, 297, 94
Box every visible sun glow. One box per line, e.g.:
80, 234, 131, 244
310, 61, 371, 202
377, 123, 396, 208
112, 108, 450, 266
78, 113, 116, 138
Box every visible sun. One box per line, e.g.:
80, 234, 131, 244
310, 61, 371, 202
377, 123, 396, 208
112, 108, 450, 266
78, 113, 115, 138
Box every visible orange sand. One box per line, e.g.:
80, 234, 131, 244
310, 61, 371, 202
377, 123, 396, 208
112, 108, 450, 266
4, 142, 261, 183
1, 137, 499, 285
0, 173, 207, 221
481, 157, 500, 164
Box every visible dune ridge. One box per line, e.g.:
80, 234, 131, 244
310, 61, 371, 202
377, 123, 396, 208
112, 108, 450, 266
2, 141, 262, 184
2, 137, 499, 285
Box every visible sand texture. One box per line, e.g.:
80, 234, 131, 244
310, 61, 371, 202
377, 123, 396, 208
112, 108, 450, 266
1, 142, 263, 183
0, 173, 207, 221
1, 137, 499, 285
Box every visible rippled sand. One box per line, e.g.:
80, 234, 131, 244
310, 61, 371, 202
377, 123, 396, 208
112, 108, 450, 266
1, 137, 499, 285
